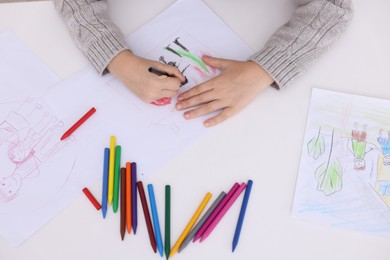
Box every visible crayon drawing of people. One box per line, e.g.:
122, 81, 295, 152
375, 129, 390, 207
0, 98, 72, 202
348, 122, 375, 171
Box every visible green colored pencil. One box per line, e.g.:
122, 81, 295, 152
113, 145, 121, 213
165, 185, 171, 259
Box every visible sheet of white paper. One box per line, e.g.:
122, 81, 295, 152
0, 31, 59, 101
47, 0, 253, 179
293, 88, 390, 238
0, 31, 80, 247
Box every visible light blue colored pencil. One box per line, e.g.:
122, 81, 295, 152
148, 184, 164, 257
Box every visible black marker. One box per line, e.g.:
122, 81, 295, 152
148, 67, 170, 77
148, 67, 188, 87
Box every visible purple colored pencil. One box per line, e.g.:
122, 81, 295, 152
131, 162, 138, 234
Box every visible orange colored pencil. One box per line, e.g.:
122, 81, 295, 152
126, 162, 132, 234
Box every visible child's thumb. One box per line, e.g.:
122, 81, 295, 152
202, 55, 226, 69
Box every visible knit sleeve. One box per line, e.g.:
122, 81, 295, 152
52, 0, 128, 75
249, 0, 354, 89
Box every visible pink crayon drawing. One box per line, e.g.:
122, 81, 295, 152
0, 98, 73, 202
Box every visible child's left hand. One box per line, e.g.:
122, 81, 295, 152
175, 55, 274, 127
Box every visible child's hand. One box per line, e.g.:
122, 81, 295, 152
107, 50, 185, 102
175, 56, 274, 127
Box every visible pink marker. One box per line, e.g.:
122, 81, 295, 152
199, 183, 247, 243
193, 183, 239, 242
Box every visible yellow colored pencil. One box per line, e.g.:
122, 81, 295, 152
108, 136, 116, 204
170, 192, 212, 258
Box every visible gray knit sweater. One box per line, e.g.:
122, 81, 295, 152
52, 0, 353, 89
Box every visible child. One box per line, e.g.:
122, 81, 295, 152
52, 0, 354, 127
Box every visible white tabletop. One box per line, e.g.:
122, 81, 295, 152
1, 1, 390, 259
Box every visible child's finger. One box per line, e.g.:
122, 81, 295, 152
152, 62, 186, 82
203, 107, 236, 127
183, 100, 224, 120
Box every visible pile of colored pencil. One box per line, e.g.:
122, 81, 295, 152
82, 136, 253, 258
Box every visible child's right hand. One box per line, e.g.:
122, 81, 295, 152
107, 50, 185, 103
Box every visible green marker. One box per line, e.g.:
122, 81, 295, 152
113, 145, 121, 213
165, 185, 171, 259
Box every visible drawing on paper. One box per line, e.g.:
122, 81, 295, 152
293, 88, 390, 238
0, 98, 73, 202
106, 31, 219, 134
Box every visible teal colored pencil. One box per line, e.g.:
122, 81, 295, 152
165, 185, 171, 259
113, 145, 121, 213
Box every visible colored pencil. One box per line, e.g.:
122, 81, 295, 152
113, 145, 121, 213
170, 192, 212, 258
200, 183, 247, 243
137, 181, 156, 253
148, 184, 164, 257
232, 180, 253, 252
108, 136, 116, 204
120, 168, 126, 240
132, 162, 138, 234
193, 183, 239, 242
178, 191, 226, 253
60, 107, 96, 140
101, 148, 109, 218
165, 185, 171, 259
126, 162, 132, 234
82, 187, 101, 210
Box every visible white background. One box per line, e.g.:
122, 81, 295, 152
1, 0, 390, 259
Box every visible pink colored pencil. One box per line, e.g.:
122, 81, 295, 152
200, 183, 247, 243
193, 183, 239, 242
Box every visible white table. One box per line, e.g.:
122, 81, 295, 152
1, 1, 390, 259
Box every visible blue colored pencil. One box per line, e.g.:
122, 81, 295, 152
232, 180, 253, 252
102, 148, 110, 218
148, 184, 164, 257
131, 162, 138, 234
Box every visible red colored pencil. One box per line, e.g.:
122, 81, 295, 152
137, 181, 156, 253
82, 187, 101, 210
120, 168, 126, 241
60, 107, 96, 140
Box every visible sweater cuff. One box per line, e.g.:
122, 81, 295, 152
86, 32, 128, 76
248, 45, 300, 90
